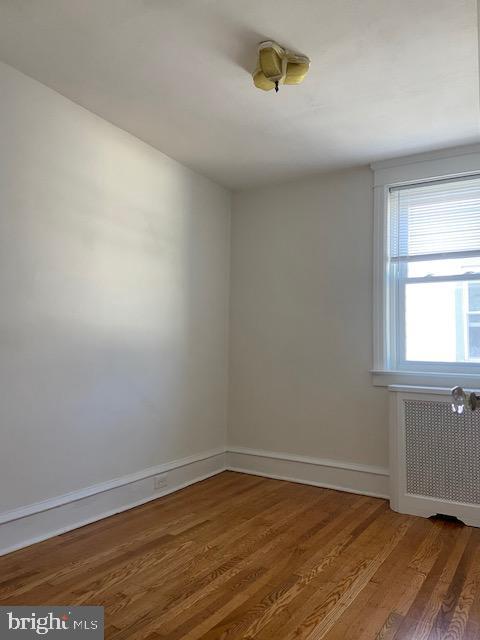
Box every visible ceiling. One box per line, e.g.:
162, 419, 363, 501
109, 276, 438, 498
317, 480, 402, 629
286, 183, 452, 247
0, 0, 478, 189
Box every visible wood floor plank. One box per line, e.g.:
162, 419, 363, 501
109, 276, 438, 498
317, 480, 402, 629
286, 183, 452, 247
1, 471, 480, 640
391, 523, 470, 640
161, 498, 377, 640
107, 489, 337, 639
321, 515, 432, 640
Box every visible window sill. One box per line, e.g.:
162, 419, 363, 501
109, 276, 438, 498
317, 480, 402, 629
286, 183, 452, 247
371, 369, 480, 389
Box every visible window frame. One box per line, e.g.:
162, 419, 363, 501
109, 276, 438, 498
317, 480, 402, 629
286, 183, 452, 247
372, 145, 480, 387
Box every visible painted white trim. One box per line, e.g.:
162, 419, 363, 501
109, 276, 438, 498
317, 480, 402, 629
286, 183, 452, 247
227, 446, 389, 477
0, 449, 227, 556
371, 144, 480, 172
228, 467, 389, 500
371, 147, 480, 387
371, 145, 480, 187
0, 468, 224, 557
372, 184, 389, 372
226, 448, 389, 500
372, 369, 480, 388
1, 446, 393, 556
388, 384, 453, 395
0, 447, 226, 525
388, 384, 480, 395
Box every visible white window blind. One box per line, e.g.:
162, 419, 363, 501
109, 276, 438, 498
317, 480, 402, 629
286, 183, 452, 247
390, 176, 480, 261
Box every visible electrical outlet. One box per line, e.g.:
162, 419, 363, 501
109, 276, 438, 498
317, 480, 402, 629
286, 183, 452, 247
154, 474, 168, 490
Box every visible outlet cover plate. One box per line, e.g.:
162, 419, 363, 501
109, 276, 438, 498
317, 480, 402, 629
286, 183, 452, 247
154, 474, 168, 490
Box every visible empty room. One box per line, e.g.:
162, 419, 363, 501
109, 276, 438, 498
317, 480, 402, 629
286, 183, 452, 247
1, 1, 480, 638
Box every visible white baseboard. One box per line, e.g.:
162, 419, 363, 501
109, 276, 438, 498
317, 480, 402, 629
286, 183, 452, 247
0, 448, 226, 557
1, 445, 390, 557
226, 447, 390, 499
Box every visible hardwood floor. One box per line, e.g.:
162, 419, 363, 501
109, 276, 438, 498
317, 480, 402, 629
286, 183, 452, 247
1, 472, 480, 639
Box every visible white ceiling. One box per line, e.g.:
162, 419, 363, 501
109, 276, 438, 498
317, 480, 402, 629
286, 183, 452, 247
0, 0, 479, 189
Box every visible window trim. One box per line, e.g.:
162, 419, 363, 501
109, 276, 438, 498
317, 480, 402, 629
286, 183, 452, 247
371, 144, 480, 387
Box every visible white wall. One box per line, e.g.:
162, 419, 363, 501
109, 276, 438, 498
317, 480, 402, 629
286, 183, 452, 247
0, 59, 391, 540
229, 168, 389, 469
0, 61, 230, 513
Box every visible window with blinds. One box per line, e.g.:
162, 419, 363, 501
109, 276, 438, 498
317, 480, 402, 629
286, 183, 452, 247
387, 175, 480, 368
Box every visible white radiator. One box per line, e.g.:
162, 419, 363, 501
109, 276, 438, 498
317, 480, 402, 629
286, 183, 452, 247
389, 386, 480, 527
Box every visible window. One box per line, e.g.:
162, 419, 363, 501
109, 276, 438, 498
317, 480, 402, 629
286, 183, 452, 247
390, 175, 480, 370
372, 148, 480, 385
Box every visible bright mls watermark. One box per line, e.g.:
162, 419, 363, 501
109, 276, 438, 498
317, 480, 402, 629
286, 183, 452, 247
0, 607, 103, 638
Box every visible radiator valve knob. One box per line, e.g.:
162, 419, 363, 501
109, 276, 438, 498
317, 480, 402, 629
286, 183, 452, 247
451, 386, 466, 414
451, 386, 480, 414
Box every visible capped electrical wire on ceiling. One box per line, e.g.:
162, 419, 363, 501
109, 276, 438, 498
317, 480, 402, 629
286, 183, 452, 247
252, 40, 310, 93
